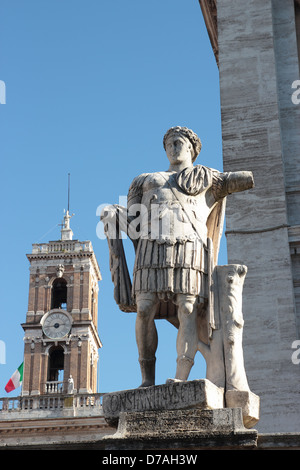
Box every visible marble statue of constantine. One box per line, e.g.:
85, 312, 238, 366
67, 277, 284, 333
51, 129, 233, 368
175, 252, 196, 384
101, 126, 254, 391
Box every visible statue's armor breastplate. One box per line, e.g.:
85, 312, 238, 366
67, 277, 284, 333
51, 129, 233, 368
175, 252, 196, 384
139, 172, 208, 243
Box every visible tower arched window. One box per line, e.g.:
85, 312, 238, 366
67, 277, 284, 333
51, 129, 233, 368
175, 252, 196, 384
51, 278, 67, 310
47, 345, 64, 386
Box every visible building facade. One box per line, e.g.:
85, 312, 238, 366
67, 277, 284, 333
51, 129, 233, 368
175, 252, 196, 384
200, 0, 300, 432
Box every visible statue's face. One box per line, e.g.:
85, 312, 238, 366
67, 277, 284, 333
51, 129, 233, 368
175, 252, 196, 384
165, 134, 193, 165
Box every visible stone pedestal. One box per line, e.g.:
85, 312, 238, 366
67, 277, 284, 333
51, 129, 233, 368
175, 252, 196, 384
103, 408, 258, 450
102, 380, 258, 450
102, 379, 224, 427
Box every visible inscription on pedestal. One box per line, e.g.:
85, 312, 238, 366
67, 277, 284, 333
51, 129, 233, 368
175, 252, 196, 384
102, 379, 224, 425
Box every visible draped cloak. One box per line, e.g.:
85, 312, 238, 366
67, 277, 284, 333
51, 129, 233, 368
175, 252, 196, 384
102, 165, 226, 343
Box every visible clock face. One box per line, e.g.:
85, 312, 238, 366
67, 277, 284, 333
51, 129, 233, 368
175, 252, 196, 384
42, 312, 72, 339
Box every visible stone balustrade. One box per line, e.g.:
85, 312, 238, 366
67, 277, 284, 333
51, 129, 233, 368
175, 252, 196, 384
32, 240, 92, 254
0, 392, 105, 419
45, 381, 64, 394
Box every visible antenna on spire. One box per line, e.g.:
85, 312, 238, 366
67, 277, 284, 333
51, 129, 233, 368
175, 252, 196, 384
68, 172, 70, 213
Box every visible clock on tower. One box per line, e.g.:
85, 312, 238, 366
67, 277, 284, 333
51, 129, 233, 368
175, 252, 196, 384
21, 211, 102, 396
41, 311, 72, 339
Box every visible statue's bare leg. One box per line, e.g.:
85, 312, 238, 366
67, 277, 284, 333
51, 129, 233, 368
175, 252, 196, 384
174, 294, 198, 381
135, 292, 159, 387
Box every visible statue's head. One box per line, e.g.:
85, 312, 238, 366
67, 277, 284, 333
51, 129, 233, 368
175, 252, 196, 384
163, 126, 202, 163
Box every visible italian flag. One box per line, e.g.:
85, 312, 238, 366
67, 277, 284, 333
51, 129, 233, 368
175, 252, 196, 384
5, 363, 23, 393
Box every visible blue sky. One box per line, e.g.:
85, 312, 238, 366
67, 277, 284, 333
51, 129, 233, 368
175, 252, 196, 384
0, 0, 224, 395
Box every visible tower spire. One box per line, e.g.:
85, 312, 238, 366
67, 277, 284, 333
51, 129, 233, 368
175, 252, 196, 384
61, 173, 74, 240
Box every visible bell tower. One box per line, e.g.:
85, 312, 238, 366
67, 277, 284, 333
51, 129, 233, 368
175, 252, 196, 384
21, 211, 102, 396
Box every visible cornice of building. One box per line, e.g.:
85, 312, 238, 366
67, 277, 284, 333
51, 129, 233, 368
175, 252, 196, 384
199, 0, 218, 66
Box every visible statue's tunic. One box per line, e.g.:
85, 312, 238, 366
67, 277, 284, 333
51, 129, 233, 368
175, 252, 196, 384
128, 165, 220, 302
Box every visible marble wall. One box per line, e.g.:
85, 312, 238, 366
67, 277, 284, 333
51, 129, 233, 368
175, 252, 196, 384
217, 0, 300, 432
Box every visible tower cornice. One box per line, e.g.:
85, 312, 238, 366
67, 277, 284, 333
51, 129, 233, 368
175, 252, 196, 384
26, 240, 102, 281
